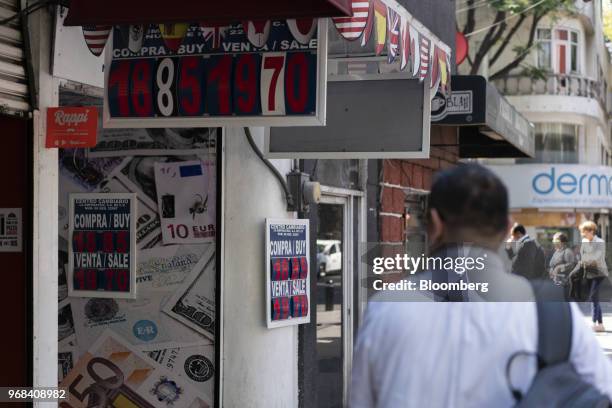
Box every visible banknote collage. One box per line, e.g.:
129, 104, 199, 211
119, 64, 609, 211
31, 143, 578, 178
57, 124, 219, 407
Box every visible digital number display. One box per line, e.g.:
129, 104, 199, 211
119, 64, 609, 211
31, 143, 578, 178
108, 52, 317, 119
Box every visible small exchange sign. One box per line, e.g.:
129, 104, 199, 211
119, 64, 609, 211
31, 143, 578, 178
68, 193, 137, 298
266, 219, 310, 328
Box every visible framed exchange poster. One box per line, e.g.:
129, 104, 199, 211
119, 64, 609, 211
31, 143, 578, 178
68, 193, 137, 298
266, 218, 310, 328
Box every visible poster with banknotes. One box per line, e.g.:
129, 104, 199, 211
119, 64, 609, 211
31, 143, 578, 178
139, 341, 215, 401
96, 176, 162, 249
60, 330, 212, 407
88, 127, 217, 158
155, 160, 216, 245
163, 247, 216, 340
68, 193, 137, 298
136, 245, 209, 291
71, 290, 204, 357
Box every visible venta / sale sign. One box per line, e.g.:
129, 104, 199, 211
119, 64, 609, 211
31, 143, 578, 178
68, 193, 137, 299
266, 219, 310, 328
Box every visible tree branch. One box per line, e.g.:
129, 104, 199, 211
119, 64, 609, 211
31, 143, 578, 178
490, 12, 544, 80
470, 11, 507, 75
489, 13, 527, 67
463, 0, 476, 35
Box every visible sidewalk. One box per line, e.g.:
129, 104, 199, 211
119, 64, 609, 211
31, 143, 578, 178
579, 302, 612, 357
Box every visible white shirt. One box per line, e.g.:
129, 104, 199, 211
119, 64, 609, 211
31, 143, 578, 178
350, 255, 612, 407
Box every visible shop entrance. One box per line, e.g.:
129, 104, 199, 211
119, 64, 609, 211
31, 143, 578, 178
314, 187, 361, 408
0, 114, 31, 388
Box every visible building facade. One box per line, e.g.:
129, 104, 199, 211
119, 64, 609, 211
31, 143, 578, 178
459, 0, 612, 246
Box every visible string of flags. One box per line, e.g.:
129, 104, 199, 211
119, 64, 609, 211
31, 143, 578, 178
331, 0, 452, 96
78, 0, 451, 95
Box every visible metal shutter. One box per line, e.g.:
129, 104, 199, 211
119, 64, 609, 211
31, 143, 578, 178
0, 0, 29, 112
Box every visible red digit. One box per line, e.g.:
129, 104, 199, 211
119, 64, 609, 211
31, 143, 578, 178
263, 56, 285, 111
179, 56, 204, 115
86, 232, 96, 253
103, 232, 114, 253
108, 60, 131, 116
234, 54, 257, 113
131, 60, 153, 116
105, 269, 114, 291
86, 269, 97, 290
285, 53, 309, 113
116, 231, 128, 253
207, 55, 232, 114
74, 269, 85, 290
116, 270, 129, 291
73, 232, 84, 252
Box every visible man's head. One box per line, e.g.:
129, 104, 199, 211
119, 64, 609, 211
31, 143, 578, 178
428, 163, 510, 250
510, 224, 527, 241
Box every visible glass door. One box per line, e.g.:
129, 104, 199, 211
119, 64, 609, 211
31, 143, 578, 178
315, 193, 352, 408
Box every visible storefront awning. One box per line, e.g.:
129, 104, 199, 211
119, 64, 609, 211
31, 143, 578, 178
63, 0, 352, 26
432, 75, 535, 158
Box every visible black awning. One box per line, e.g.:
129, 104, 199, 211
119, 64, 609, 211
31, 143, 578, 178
64, 0, 352, 26
431, 75, 535, 158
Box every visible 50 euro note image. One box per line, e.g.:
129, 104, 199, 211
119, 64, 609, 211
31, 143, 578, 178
59, 330, 211, 408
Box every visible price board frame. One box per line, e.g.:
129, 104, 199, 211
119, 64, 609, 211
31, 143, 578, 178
103, 20, 328, 128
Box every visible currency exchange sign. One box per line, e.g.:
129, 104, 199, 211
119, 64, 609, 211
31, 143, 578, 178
103, 21, 327, 128
266, 219, 310, 328
68, 193, 137, 299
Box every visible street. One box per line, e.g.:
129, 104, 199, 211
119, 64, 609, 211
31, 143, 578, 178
581, 302, 612, 358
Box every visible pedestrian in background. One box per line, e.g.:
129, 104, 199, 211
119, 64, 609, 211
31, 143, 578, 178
350, 164, 612, 407
548, 232, 576, 287
572, 221, 609, 332
505, 224, 546, 279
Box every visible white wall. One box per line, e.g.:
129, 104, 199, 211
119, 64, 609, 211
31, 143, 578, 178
221, 127, 298, 407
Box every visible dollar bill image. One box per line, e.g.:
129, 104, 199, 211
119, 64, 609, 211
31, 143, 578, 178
136, 245, 210, 291
89, 128, 217, 158
96, 175, 162, 249
163, 246, 216, 340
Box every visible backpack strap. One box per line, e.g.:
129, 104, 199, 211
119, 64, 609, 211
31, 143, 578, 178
531, 281, 573, 368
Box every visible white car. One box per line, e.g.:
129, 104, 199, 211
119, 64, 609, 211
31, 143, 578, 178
317, 239, 342, 277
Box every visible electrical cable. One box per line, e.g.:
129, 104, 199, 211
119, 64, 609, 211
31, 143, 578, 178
244, 127, 295, 209
465, 0, 548, 37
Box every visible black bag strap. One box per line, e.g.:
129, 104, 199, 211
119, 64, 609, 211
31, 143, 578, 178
531, 281, 573, 368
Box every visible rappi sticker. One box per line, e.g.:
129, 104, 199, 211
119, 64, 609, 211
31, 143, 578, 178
46, 106, 98, 148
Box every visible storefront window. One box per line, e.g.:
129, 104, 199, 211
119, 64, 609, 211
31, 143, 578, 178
518, 123, 579, 164
536, 28, 580, 74
57, 91, 219, 406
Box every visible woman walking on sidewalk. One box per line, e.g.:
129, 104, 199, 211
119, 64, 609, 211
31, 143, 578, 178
576, 221, 609, 332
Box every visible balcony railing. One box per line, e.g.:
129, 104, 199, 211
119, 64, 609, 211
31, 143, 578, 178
492, 73, 608, 114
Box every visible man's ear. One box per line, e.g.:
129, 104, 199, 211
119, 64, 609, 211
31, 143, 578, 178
428, 209, 444, 247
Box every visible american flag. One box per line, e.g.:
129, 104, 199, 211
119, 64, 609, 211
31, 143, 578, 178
332, 1, 370, 41
82, 26, 111, 57
200, 24, 228, 50
419, 34, 432, 82
386, 7, 400, 63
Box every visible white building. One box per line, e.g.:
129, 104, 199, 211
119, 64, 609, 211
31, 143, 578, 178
459, 0, 612, 244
